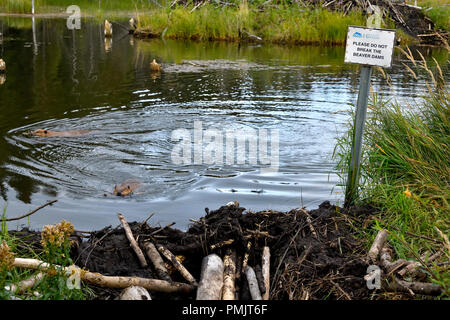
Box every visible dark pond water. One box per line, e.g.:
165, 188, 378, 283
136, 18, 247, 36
0, 17, 447, 231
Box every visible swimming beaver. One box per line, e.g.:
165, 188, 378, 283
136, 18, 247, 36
113, 180, 141, 196
31, 129, 92, 137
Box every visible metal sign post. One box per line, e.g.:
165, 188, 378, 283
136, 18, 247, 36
344, 65, 372, 207
343, 26, 396, 207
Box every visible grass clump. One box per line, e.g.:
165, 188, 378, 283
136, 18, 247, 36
333, 49, 449, 297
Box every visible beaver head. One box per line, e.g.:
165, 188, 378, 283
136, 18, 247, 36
114, 184, 132, 197
32, 129, 50, 136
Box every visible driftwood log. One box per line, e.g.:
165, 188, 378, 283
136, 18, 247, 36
262, 246, 270, 300
157, 244, 198, 285
12, 258, 194, 294
117, 213, 148, 268
386, 278, 443, 296
245, 266, 262, 300
5, 272, 44, 294
368, 229, 389, 263
222, 249, 237, 300
254, 265, 266, 297
143, 241, 172, 282
196, 254, 224, 300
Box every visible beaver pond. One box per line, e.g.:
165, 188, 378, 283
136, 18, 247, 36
0, 17, 447, 231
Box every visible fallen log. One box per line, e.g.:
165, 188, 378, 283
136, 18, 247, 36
262, 246, 270, 300
386, 278, 443, 296
222, 249, 236, 300
117, 213, 148, 268
254, 265, 266, 297
368, 229, 389, 263
120, 286, 152, 300
156, 244, 198, 285
196, 254, 224, 300
143, 241, 172, 282
5, 272, 44, 294
245, 266, 262, 300
12, 258, 194, 294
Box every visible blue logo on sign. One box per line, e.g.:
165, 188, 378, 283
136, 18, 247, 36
353, 32, 362, 38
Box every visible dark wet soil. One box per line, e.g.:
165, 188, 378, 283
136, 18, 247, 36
10, 201, 380, 300
72, 201, 379, 300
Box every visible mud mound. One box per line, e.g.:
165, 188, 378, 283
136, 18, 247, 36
72, 201, 377, 300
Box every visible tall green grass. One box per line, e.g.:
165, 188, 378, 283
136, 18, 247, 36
334, 50, 449, 297
418, 0, 450, 31
137, 3, 366, 44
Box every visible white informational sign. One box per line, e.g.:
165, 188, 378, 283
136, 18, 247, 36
344, 26, 396, 68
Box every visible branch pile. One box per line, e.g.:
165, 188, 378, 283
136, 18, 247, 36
366, 229, 445, 297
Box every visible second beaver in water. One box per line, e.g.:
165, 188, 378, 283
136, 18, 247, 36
31, 129, 92, 137
113, 180, 141, 196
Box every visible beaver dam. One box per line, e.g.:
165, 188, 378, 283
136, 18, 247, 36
8, 201, 445, 300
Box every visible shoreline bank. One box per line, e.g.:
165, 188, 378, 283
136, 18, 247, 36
1, 3, 449, 47
2, 200, 448, 299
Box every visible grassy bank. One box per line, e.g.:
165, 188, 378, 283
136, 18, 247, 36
418, 0, 450, 31
334, 50, 449, 297
1, 1, 448, 44
135, 3, 367, 44
1, 0, 400, 45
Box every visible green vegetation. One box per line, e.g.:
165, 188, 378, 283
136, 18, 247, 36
418, 0, 450, 31
0, 213, 92, 300
0, 0, 447, 45
0, 0, 32, 13
136, 3, 367, 44
334, 49, 449, 298
0, 0, 375, 45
